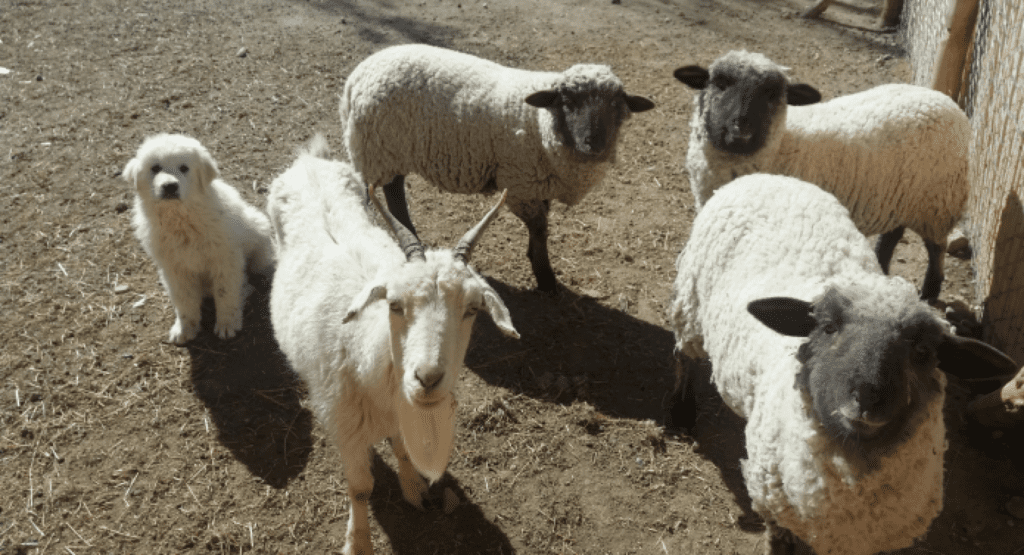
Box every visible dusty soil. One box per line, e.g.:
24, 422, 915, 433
2, 0, 1022, 553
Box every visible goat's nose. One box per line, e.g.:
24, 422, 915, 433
415, 368, 444, 391
162, 183, 179, 198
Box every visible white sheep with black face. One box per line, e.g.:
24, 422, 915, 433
667, 174, 1017, 555
340, 43, 655, 293
674, 50, 970, 300
268, 136, 519, 555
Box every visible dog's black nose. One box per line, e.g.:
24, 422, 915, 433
161, 183, 179, 199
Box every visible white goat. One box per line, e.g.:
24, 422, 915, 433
268, 136, 518, 555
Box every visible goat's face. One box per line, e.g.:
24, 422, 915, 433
345, 254, 518, 408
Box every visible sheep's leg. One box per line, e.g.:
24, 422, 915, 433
383, 175, 419, 238
764, 522, 815, 555
800, 0, 835, 19
665, 354, 699, 433
874, 226, 905, 274
390, 436, 429, 510
341, 447, 375, 555
161, 269, 203, 344
920, 239, 946, 301
881, 0, 904, 27
510, 199, 558, 293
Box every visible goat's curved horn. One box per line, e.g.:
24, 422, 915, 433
454, 189, 508, 263
367, 182, 425, 261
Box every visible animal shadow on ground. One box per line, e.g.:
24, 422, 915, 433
679, 359, 765, 533
369, 454, 516, 555
465, 279, 678, 423
185, 275, 314, 488
309, 0, 459, 47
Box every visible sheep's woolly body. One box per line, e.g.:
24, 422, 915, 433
340, 44, 622, 212
670, 175, 946, 555
686, 51, 969, 245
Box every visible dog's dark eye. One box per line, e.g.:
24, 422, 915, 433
179, 165, 189, 174
151, 164, 162, 174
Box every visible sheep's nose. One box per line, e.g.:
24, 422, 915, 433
415, 368, 444, 391
161, 183, 179, 199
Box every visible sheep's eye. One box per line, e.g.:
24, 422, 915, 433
822, 322, 838, 334
389, 302, 403, 314
464, 306, 480, 319
711, 75, 734, 89
179, 164, 189, 174
151, 164, 162, 174
911, 341, 933, 362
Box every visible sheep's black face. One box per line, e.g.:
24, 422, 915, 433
748, 288, 946, 456
700, 67, 788, 156
795, 290, 945, 452
525, 88, 653, 161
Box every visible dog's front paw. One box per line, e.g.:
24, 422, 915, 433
168, 318, 199, 344
214, 313, 243, 340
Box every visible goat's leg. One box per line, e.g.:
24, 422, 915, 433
920, 239, 946, 301
509, 199, 558, 293
382, 175, 418, 237
875, 226, 905, 274
390, 436, 429, 510
341, 447, 375, 555
881, 0, 904, 27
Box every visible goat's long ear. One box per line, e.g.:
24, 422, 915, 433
673, 66, 710, 90
481, 283, 519, 339
787, 83, 822, 106
344, 283, 387, 323
936, 333, 1018, 380
747, 297, 816, 337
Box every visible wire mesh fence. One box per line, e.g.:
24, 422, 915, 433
902, 0, 1024, 363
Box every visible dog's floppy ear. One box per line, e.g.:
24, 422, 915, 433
195, 145, 221, 191
122, 157, 142, 188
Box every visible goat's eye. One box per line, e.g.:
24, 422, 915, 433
179, 164, 189, 174
464, 306, 480, 319
389, 302, 403, 314
822, 322, 838, 334
912, 341, 933, 362
151, 164, 162, 174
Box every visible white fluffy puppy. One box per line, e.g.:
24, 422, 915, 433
123, 133, 274, 344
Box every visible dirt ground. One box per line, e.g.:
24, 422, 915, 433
2, 0, 1022, 553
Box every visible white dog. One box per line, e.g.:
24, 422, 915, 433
123, 133, 275, 344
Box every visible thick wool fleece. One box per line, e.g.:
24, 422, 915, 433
669, 175, 946, 555
687, 53, 969, 244
340, 44, 624, 213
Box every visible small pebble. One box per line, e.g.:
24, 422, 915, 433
236, 47, 248, 58
114, 284, 130, 294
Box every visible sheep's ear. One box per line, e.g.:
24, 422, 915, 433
747, 297, 816, 337
481, 285, 519, 339
787, 83, 822, 106
525, 90, 560, 108
673, 66, 710, 90
625, 94, 655, 113
936, 333, 1018, 380
344, 283, 387, 323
